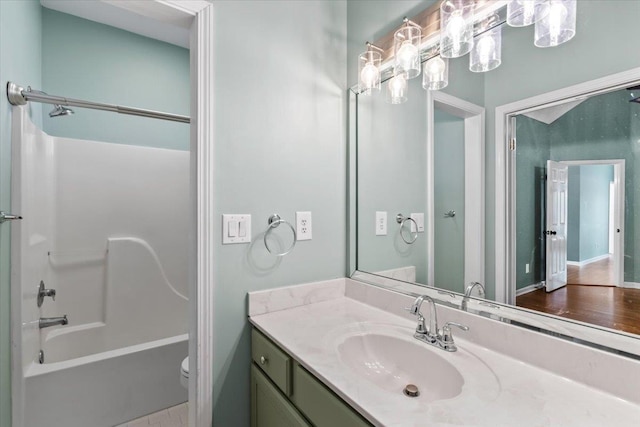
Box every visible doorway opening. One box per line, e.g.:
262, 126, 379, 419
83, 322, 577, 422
426, 91, 485, 293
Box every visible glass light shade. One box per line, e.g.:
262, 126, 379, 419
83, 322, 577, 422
385, 75, 408, 104
422, 56, 449, 90
440, 0, 475, 58
469, 25, 502, 72
534, 0, 577, 47
507, 0, 545, 27
394, 23, 422, 79
358, 49, 382, 95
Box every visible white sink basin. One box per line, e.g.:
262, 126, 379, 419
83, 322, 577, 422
337, 333, 464, 402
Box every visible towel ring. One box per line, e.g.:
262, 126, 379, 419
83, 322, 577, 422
264, 214, 297, 257
396, 214, 418, 244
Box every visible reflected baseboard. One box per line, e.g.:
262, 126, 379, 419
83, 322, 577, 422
516, 282, 544, 297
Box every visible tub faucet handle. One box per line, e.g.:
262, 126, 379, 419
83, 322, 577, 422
37, 280, 57, 307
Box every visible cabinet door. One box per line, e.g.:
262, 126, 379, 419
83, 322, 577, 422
292, 362, 372, 427
251, 364, 310, 427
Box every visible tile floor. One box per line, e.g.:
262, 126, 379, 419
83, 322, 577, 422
115, 402, 188, 427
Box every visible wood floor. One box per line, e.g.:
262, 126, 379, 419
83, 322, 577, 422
567, 256, 615, 286
517, 256, 640, 335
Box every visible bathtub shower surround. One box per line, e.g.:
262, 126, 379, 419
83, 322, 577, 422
11, 106, 189, 427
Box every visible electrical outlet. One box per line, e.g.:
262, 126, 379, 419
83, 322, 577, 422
410, 213, 425, 233
525, 263, 530, 274
296, 211, 312, 241
375, 211, 387, 235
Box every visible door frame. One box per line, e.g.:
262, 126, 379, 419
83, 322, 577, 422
560, 159, 625, 288
426, 91, 485, 288
495, 67, 640, 305
8, 2, 215, 427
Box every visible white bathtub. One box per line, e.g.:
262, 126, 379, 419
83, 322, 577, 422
24, 333, 188, 427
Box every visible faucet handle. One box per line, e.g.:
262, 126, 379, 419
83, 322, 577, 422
440, 322, 469, 352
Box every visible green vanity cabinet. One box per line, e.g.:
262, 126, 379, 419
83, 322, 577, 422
251, 328, 373, 427
251, 364, 310, 427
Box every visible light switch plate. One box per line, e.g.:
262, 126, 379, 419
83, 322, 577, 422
296, 211, 312, 240
410, 213, 425, 233
375, 211, 387, 235
222, 214, 251, 244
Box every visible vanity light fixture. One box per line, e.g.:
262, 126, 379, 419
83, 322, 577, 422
386, 74, 408, 104
469, 14, 502, 73
534, 0, 577, 48
422, 56, 449, 90
506, 0, 545, 27
394, 18, 422, 79
355, 0, 579, 101
440, 0, 475, 59
358, 42, 383, 95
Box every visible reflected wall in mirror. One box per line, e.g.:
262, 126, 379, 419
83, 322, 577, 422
513, 87, 640, 335
353, 0, 640, 344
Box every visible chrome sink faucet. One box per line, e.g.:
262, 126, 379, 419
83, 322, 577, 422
405, 295, 469, 352
39, 315, 68, 329
462, 281, 485, 311
406, 295, 439, 343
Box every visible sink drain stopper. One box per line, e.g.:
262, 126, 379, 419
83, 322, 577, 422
403, 384, 420, 397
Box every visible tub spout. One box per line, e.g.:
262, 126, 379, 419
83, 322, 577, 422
39, 315, 68, 329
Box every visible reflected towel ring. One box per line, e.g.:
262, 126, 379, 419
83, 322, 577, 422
396, 214, 418, 244
264, 214, 297, 257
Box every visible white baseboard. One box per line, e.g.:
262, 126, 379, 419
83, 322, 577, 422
622, 282, 640, 289
516, 282, 544, 296
566, 253, 610, 267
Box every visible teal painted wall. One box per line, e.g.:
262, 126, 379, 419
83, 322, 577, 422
0, 1, 42, 425
212, 2, 347, 426
515, 116, 549, 289
433, 109, 465, 292
567, 167, 581, 261
567, 165, 614, 263
357, 75, 428, 283
41, 8, 190, 150
577, 165, 613, 262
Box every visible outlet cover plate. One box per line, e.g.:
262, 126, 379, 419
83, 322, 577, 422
296, 211, 312, 241
410, 213, 425, 233
375, 211, 387, 235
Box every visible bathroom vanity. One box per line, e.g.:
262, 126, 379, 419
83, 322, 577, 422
249, 278, 640, 427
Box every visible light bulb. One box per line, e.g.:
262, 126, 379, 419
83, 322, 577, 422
476, 35, 495, 64
360, 62, 380, 89
426, 56, 445, 77
446, 12, 466, 54
548, 1, 568, 46
389, 75, 407, 98
396, 40, 419, 69
446, 12, 466, 38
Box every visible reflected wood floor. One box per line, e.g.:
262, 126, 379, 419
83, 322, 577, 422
567, 256, 615, 286
517, 285, 640, 335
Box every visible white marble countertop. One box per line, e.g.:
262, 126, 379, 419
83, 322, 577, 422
249, 294, 640, 427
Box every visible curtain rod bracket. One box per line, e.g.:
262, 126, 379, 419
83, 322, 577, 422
7, 82, 28, 106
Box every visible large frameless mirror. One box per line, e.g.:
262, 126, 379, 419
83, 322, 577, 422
350, 0, 640, 356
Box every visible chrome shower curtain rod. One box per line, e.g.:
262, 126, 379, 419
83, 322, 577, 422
6, 82, 190, 124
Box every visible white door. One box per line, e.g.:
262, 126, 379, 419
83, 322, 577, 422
546, 160, 568, 292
